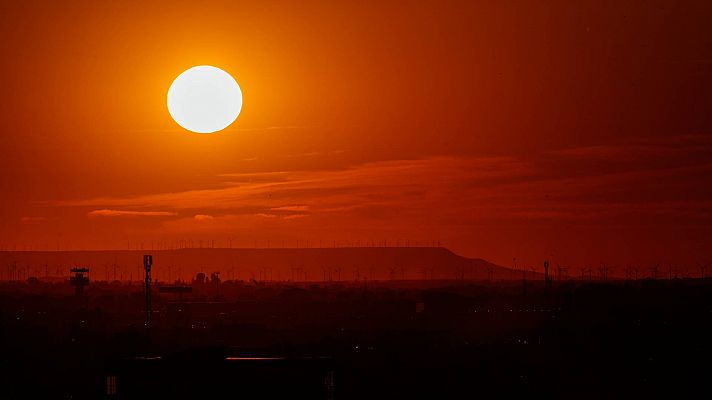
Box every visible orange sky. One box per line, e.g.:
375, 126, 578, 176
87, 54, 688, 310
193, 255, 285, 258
1, 1, 712, 270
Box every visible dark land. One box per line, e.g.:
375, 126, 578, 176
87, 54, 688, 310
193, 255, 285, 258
0, 249, 710, 399
0, 247, 514, 282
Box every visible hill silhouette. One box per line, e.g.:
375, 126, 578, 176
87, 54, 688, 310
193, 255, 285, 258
0, 247, 522, 282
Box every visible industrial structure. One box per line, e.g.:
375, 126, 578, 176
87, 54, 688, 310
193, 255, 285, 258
69, 267, 90, 298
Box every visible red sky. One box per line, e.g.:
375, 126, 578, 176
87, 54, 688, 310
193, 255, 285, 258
1, 1, 712, 271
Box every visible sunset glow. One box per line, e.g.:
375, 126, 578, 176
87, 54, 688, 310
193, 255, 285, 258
0, 1, 710, 270
2, 2, 712, 398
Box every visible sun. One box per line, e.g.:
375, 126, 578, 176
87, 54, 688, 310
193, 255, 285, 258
167, 66, 243, 134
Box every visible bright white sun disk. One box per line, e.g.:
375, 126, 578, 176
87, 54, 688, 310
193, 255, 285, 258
167, 66, 242, 133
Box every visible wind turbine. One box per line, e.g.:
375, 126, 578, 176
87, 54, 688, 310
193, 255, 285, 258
388, 267, 397, 281
649, 264, 660, 280
697, 262, 709, 280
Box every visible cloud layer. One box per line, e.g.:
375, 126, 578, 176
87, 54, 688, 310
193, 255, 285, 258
56, 135, 712, 231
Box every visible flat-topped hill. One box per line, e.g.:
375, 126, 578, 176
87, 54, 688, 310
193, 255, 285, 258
0, 247, 519, 282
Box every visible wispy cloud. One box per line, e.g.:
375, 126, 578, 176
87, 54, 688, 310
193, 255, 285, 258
49, 134, 712, 233
270, 205, 310, 212
88, 209, 178, 217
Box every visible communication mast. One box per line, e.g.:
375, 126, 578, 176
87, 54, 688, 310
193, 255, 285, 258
544, 260, 551, 291
144, 255, 153, 330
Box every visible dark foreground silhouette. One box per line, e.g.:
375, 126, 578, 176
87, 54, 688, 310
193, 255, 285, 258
0, 247, 514, 282
1, 277, 710, 399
